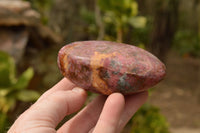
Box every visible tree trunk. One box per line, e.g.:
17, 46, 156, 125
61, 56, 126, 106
116, 26, 123, 43
148, 0, 179, 62
95, 0, 104, 40
195, 0, 200, 38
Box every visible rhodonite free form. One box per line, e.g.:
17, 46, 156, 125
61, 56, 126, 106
58, 41, 166, 95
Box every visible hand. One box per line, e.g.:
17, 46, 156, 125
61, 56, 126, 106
8, 78, 148, 133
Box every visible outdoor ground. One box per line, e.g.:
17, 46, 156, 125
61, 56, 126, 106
149, 51, 200, 133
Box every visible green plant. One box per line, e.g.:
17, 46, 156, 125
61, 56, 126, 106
80, 0, 147, 44
80, 6, 98, 38
173, 30, 200, 57
98, 0, 146, 42
130, 103, 169, 133
0, 51, 40, 132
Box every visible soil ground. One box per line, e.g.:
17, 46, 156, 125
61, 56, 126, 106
149, 51, 200, 132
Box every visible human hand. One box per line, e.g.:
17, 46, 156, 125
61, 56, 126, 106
8, 78, 148, 133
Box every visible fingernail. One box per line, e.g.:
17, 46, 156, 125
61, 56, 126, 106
72, 87, 85, 93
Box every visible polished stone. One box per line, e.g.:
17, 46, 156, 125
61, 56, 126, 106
58, 41, 166, 95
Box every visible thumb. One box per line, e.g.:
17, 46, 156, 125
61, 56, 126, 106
8, 87, 87, 133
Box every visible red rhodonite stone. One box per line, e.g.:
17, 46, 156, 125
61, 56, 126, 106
57, 41, 166, 95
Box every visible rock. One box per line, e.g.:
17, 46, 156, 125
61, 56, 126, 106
0, 0, 40, 26
58, 41, 166, 95
0, 0, 62, 62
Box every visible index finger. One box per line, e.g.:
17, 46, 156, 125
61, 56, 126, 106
37, 78, 76, 102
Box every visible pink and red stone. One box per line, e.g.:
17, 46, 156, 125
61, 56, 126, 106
57, 41, 166, 95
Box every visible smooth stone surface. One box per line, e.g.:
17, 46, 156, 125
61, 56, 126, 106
58, 41, 166, 95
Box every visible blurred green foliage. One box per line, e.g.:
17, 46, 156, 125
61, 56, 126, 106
98, 0, 146, 26
98, 0, 146, 42
80, 6, 99, 38
173, 30, 200, 57
0, 51, 40, 132
130, 103, 169, 133
80, 0, 147, 43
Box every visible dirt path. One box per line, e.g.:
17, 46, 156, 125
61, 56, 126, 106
170, 128, 200, 133
149, 51, 200, 131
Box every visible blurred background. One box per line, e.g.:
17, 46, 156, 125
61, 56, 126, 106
0, 0, 200, 133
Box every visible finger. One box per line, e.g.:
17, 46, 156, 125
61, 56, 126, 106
37, 78, 75, 102
9, 87, 87, 133
93, 93, 125, 133
118, 91, 148, 130
32, 87, 87, 126
58, 95, 107, 133
49, 78, 75, 91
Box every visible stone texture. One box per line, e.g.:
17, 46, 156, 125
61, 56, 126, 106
0, 0, 40, 26
58, 41, 166, 95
